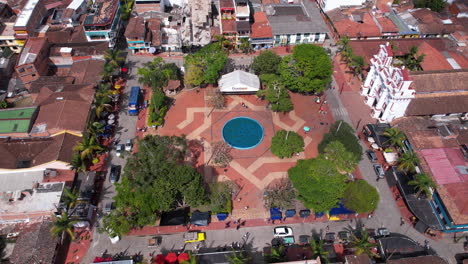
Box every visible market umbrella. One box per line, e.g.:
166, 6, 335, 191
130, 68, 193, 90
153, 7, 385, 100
178, 252, 190, 262
371, 143, 379, 149
107, 119, 115, 125
108, 114, 115, 120
367, 137, 375, 143
314, 98, 321, 104
303, 126, 310, 132
165, 252, 178, 263
153, 254, 166, 264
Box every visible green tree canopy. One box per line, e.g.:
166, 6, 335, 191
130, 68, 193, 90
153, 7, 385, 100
278, 44, 332, 93
102, 135, 207, 236
408, 173, 437, 199
251, 50, 282, 75
271, 130, 304, 159
318, 121, 362, 162
257, 74, 293, 113
184, 44, 228, 87
210, 181, 233, 213
383, 127, 406, 148
324, 141, 359, 173
414, 0, 446, 12
397, 151, 419, 173
343, 180, 379, 213
137, 57, 180, 91
288, 157, 347, 213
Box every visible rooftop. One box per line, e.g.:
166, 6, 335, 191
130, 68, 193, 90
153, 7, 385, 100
406, 94, 468, 116
0, 170, 44, 193
420, 148, 468, 185
250, 12, 273, 39
83, 0, 119, 26
17, 37, 48, 66
387, 255, 448, 264
146, 18, 161, 46
13, 0, 40, 28
9, 221, 59, 264
125, 16, 146, 39
410, 70, 468, 94
327, 9, 381, 38
265, 2, 328, 35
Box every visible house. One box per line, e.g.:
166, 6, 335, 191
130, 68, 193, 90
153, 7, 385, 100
13, 0, 47, 47
62, 0, 87, 27
125, 16, 146, 52
220, 0, 237, 43
0, 2, 22, 53
235, 0, 251, 41
265, 1, 328, 46
219, 70, 260, 93
327, 9, 384, 40
249, 12, 274, 49
387, 255, 448, 264
361, 42, 468, 123
83, 0, 122, 48
15, 37, 50, 87
0, 106, 38, 138
9, 221, 60, 263
317, 0, 366, 12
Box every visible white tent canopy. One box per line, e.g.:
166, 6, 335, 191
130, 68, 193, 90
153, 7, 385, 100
219, 70, 260, 93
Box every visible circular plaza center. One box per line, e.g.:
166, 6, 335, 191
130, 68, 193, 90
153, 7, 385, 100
222, 117, 264, 150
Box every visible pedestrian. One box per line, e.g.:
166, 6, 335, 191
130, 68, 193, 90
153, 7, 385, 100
244, 206, 249, 210
224, 168, 228, 173
236, 224, 241, 230
225, 221, 230, 228
326, 225, 330, 232
400, 217, 405, 226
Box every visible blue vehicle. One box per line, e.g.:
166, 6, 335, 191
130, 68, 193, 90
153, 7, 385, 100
128, 86, 140, 115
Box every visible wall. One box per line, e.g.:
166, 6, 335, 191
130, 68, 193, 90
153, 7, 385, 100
274, 32, 326, 46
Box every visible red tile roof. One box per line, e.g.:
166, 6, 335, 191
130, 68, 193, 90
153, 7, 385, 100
221, 19, 237, 33
250, 12, 273, 39
410, 8, 459, 34
330, 11, 381, 38
416, 42, 452, 71
220, 0, 234, 9
376, 16, 398, 33
125, 16, 145, 39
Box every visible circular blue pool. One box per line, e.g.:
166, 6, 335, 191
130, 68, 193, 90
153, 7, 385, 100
222, 117, 264, 150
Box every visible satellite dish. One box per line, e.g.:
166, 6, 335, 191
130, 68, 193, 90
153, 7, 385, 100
148, 47, 156, 53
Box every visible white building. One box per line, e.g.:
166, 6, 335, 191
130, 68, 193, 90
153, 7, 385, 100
361, 42, 415, 123
317, 0, 366, 12
219, 70, 260, 93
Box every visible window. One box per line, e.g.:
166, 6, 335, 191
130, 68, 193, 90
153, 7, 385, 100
304, 33, 310, 38
18, 68, 25, 73
90, 35, 106, 40
32, 74, 36, 77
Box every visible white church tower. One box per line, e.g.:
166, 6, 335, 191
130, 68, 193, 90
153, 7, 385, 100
361, 42, 415, 123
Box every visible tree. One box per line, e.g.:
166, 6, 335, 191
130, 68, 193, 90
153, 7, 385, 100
227, 251, 251, 264
343, 180, 379, 213
310, 239, 329, 264
0, 100, 8, 109
210, 181, 233, 213
70, 152, 87, 172
209, 141, 233, 167
103, 135, 207, 236
239, 38, 252, 54
94, 94, 113, 118
271, 130, 304, 159
208, 89, 226, 109
264, 245, 286, 263
62, 188, 79, 209
414, 0, 446, 12
184, 44, 228, 87
137, 57, 180, 91
350, 55, 365, 79
147, 90, 168, 126
257, 74, 293, 113
214, 34, 234, 51
87, 121, 105, 137
100, 62, 117, 82
278, 44, 332, 94
119, 0, 134, 21
397, 151, 419, 173
288, 157, 347, 213
404, 46, 425, 71
104, 49, 125, 68
382, 127, 406, 148
408, 173, 437, 199
73, 134, 104, 160
263, 178, 296, 209
324, 141, 359, 173
350, 230, 379, 258
51, 212, 78, 241
251, 50, 282, 75
318, 121, 362, 162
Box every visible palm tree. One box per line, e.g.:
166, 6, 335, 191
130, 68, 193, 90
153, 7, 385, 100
408, 173, 437, 199
87, 121, 105, 137
350, 55, 365, 80
350, 230, 379, 258
226, 251, 251, 264
397, 151, 419, 173
119, 0, 134, 21
62, 188, 79, 209
51, 212, 78, 241
382, 127, 406, 148
73, 134, 104, 160
264, 245, 286, 263
70, 152, 87, 172
104, 49, 125, 68
404, 46, 425, 71
95, 82, 113, 98
239, 38, 252, 54
181, 252, 198, 264
94, 95, 113, 118
100, 62, 117, 82
310, 239, 329, 263
337, 36, 350, 49
214, 34, 233, 51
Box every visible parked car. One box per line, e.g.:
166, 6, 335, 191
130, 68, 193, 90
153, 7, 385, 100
373, 164, 385, 178
109, 165, 121, 183
104, 202, 114, 214
125, 139, 132, 151
116, 144, 124, 157
273, 226, 293, 237
366, 150, 378, 162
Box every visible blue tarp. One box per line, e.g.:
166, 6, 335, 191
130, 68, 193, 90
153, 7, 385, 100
217, 213, 228, 221
315, 212, 325, 217
329, 203, 355, 215
270, 208, 282, 220
285, 209, 296, 218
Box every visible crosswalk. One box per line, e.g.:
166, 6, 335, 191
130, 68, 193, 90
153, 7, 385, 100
332, 107, 348, 117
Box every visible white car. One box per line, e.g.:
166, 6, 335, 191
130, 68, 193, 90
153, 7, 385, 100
274, 226, 293, 237
125, 139, 132, 151
116, 144, 124, 157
